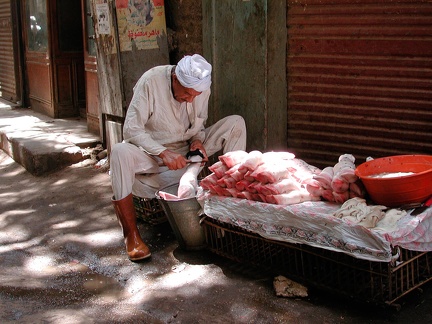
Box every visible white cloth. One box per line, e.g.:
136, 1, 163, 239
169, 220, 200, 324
199, 195, 393, 262
175, 54, 212, 92
332, 197, 389, 228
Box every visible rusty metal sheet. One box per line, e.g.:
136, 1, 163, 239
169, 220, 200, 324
287, 0, 432, 168
0, 0, 18, 103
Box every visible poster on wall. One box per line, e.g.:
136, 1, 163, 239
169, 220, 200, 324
96, 3, 111, 35
115, 0, 167, 52
93, 0, 117, 55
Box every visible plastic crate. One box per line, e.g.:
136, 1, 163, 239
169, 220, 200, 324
202, 217, 432, 306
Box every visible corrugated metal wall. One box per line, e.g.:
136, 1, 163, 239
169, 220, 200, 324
0, 0, 18, 103
287, 0, 432, 168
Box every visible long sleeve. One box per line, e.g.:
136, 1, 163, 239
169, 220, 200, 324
123, 65, 211, 155
123, 78, 167, 155
186, 89, 210, 144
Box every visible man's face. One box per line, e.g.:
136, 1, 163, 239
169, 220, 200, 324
172, 74, 202, 103
134, 0, 150, 13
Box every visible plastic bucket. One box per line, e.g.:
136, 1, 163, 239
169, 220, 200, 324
355, 155, 432, 207
156, 184, 206, 250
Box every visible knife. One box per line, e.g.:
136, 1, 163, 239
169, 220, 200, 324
409, 195, 432, 216
157, 159, 208, 167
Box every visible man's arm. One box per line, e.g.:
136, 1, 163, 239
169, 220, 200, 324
123, 81, 167, 155
188, 89, 210, 161
189, 139, 208, 162
158, 149, 188, 170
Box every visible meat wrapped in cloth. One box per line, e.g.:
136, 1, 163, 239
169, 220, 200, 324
200, 150, 322, 205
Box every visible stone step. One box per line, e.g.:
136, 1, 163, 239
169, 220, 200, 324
0, 103, 101, 176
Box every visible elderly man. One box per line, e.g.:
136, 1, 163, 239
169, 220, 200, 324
110, 54, 247, 261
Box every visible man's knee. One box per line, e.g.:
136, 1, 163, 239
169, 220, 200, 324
232, 115, 246, 130
227, 115, 246, 136
221, 114, 245, 131
110, 142, 132, 164
111, 143, 123, 158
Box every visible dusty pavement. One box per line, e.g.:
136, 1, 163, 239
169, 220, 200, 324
2, 133, 432, 322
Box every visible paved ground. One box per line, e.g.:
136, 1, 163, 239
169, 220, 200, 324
2, 103, 432, 323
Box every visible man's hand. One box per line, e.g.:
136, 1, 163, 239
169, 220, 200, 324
189, 140, 208, 162
159, 150, 188, 170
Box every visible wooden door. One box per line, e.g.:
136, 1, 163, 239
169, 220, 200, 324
50, 0, 85, 118
22, 0, 53, 116
22, 0, 85, 118
81, 0, 100, 135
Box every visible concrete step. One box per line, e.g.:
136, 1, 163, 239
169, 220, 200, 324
0, 102, 101, 176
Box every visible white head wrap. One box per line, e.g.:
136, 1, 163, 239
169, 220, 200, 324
175, 54, 212, 92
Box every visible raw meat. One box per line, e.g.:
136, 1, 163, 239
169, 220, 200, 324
158, 191, 180, 200
321, 189, 335, 202
200, 173, 219, 190
243, 170, 255, 182
262, 151, 295, 162
237, 191, 254, 200
331, 177, 349, 193
246, 181, 260, 193
219, 150, 249, 168
332, 154, 357, 184
285, 159, 321, 186
235, 179, 253, 192
313, 167, 334, 190
208, 161, 228, 178
306, 184, 324, 197
204, 151, 365, 205
250, 161, 291, 184
332, 190, 350, 204
238, 150, 264, 173
177, 157, 202, 198
225, 164, 247, 181
216, 174, 237, 188
309, 154, 363, 204
257, 177, 301, 195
